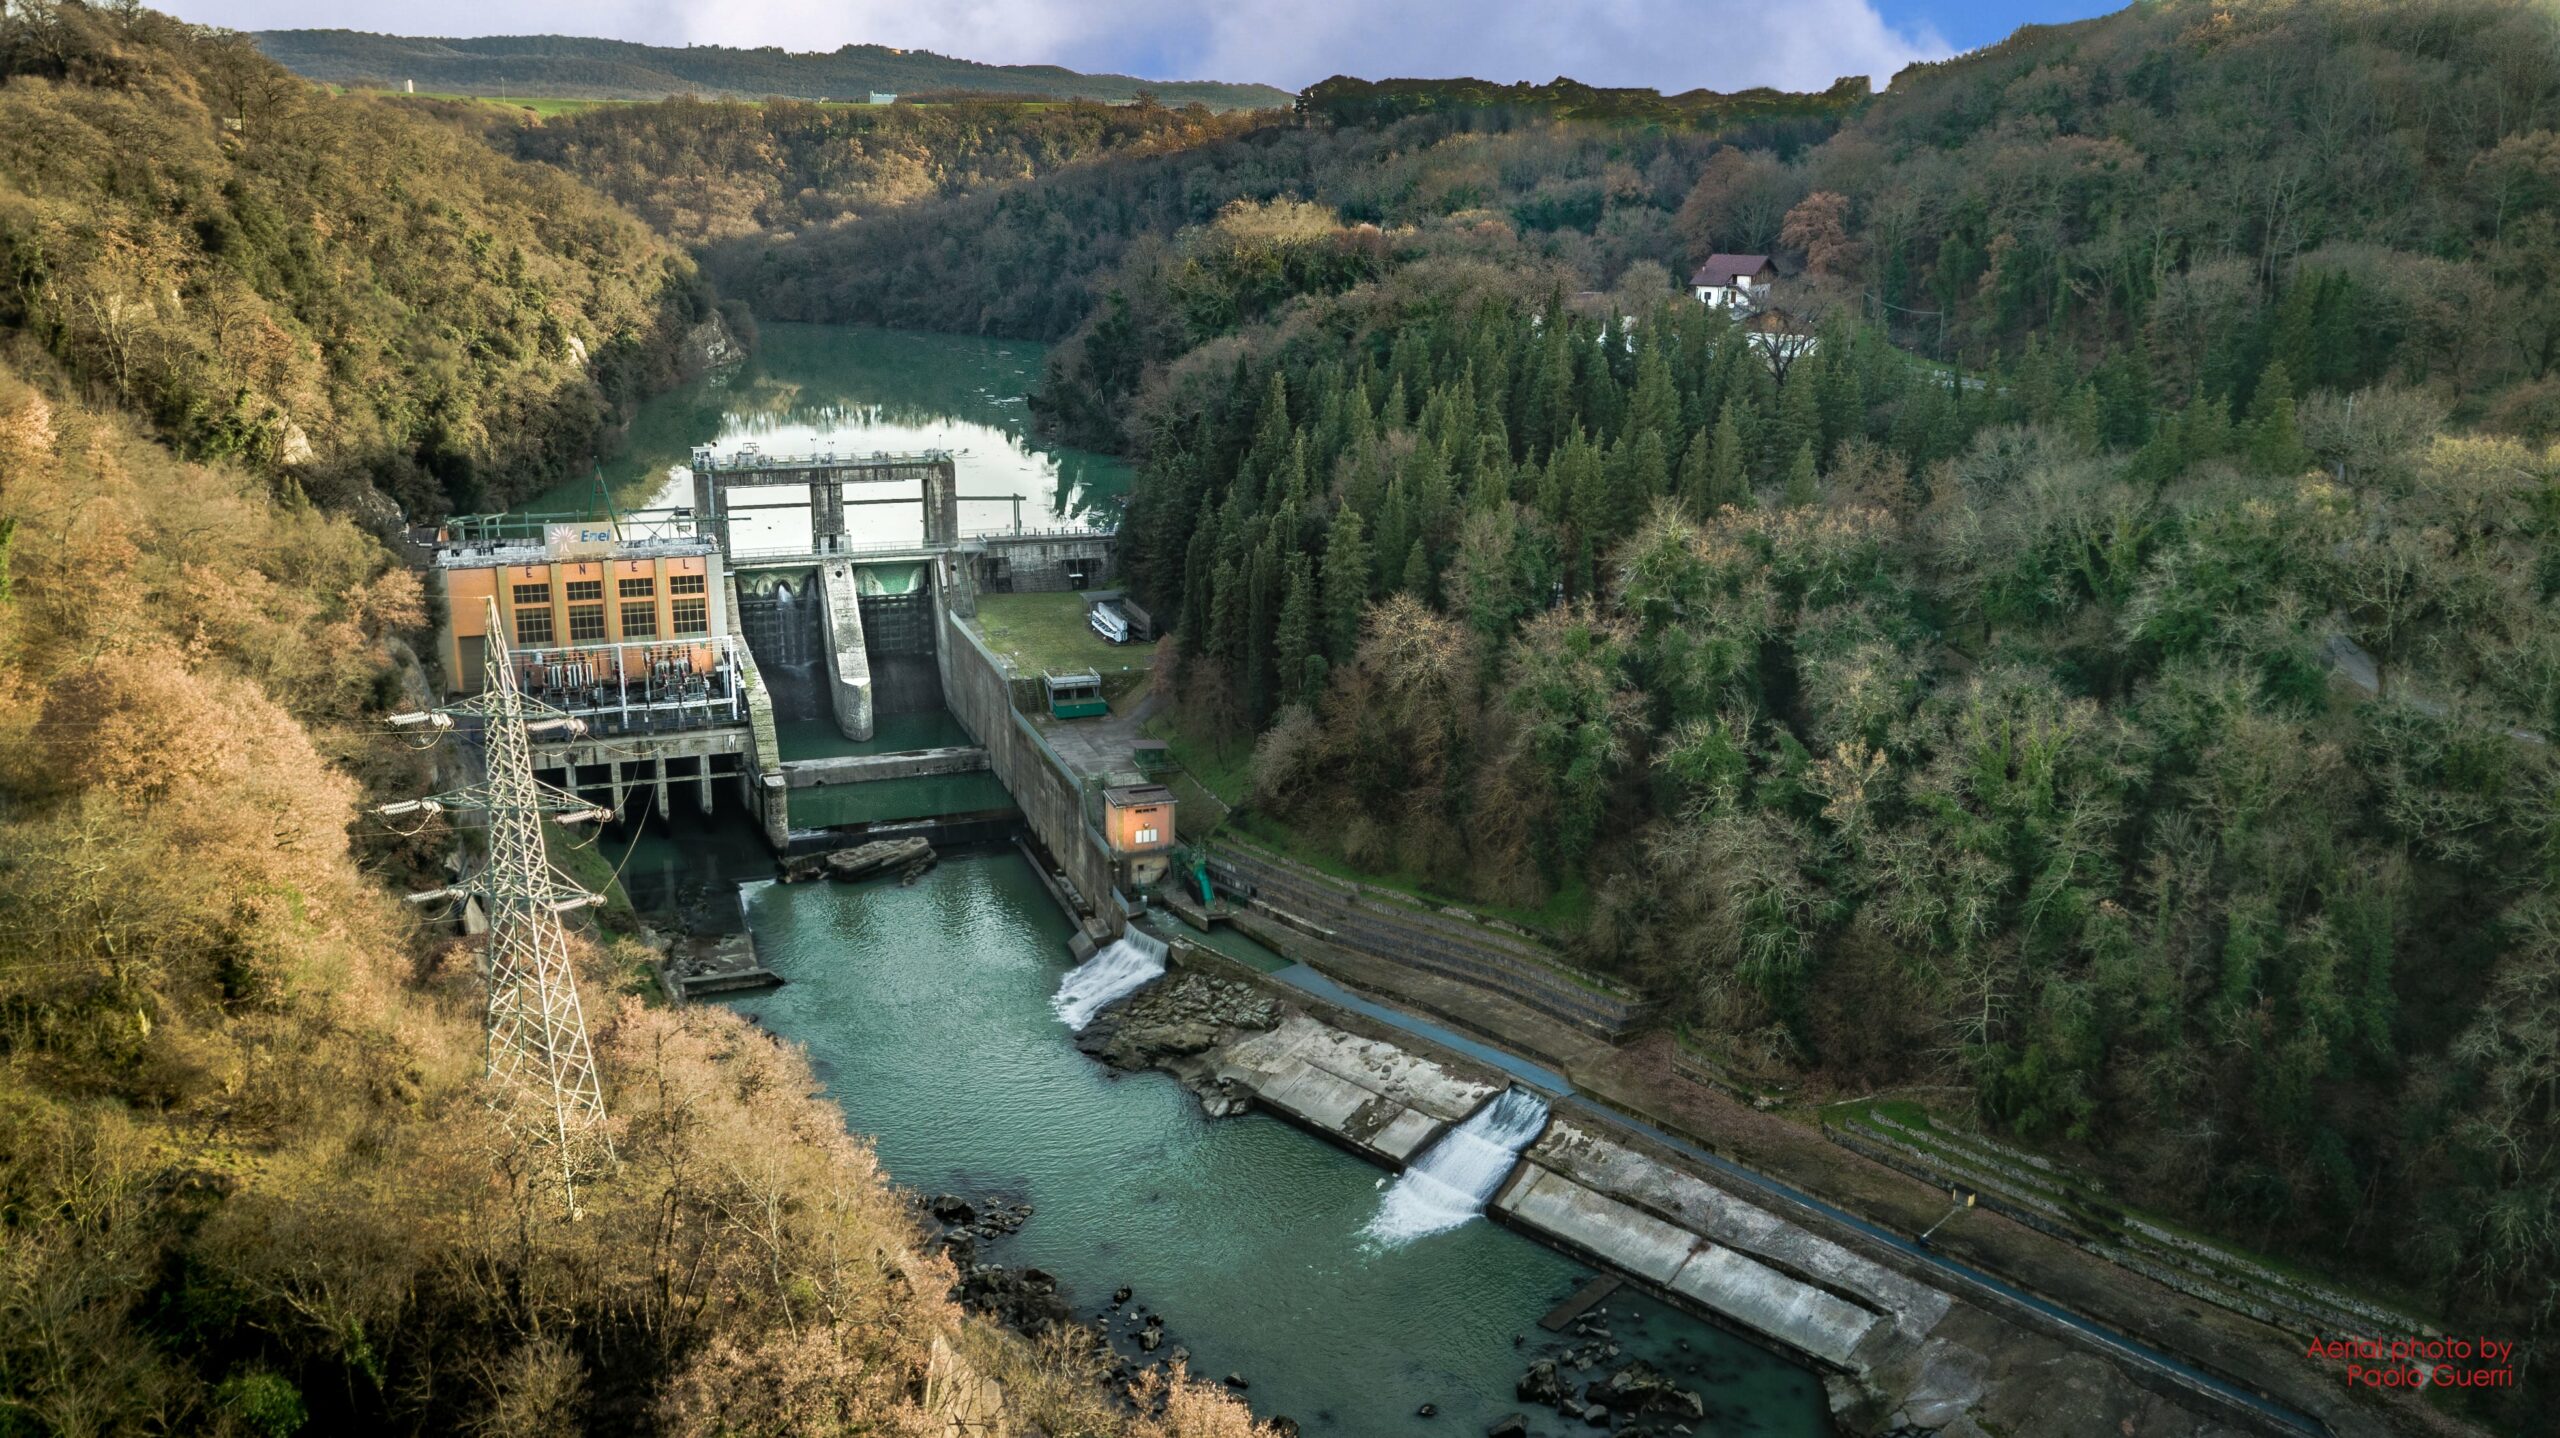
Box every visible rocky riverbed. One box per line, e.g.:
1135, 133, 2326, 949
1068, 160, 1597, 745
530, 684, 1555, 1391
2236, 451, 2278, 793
919, 1179, 1310, 1426
1071, 969, 1282, 1116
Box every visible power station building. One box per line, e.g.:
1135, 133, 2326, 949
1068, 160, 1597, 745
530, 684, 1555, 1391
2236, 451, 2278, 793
429, 517, 744, 728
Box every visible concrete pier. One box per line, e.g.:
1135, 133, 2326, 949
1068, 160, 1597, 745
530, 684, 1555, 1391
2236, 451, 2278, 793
817, 561, 875, 742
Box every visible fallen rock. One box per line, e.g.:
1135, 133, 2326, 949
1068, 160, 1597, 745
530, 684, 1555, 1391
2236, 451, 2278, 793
1225, 1373, 1249, 1389
1591, 1360, 1705, 1422
1486, 1415, 1530, 1438
954, 1263, 1072, 1335
1516, 1359, 1570, 1406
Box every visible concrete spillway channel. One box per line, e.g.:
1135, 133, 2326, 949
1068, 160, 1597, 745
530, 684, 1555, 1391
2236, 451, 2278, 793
1165, 971, 2326, 1438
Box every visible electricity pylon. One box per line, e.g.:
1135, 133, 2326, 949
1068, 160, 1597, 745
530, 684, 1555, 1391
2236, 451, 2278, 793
387, 599, 614, 1210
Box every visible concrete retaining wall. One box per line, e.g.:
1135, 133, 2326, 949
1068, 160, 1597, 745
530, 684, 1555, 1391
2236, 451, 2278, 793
818, 561, 876, 742
727, 574, 791, 849
783, 746, 990, 788
935, 592, 1124, 936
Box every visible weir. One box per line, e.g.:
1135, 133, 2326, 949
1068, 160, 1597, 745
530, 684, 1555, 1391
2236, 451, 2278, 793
1367, 1087, 1553, 1244
1053, 926, 1169, 1029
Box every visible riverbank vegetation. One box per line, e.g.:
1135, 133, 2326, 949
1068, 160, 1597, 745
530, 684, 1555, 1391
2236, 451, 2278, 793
750, 0, 2560, 1417
0, 7, 1275, 1434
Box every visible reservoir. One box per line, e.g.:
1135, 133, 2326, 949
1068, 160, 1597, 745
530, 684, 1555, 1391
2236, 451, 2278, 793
524, 322, 1132, 551
587, 326, 1828, 1435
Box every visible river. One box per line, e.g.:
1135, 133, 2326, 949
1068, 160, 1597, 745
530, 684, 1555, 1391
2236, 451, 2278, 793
595, 327, 1828, 1435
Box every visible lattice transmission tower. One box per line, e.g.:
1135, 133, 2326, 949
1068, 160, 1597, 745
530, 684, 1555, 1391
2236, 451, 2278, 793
387, 598, 615, 1208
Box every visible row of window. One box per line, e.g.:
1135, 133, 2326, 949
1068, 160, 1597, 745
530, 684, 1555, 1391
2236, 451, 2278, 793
508, 574, 706, 646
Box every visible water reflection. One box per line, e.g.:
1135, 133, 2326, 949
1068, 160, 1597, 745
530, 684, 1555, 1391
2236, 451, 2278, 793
518, 324, 1132, 552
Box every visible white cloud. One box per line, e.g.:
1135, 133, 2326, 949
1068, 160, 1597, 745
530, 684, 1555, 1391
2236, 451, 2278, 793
163, 0, 1946, 92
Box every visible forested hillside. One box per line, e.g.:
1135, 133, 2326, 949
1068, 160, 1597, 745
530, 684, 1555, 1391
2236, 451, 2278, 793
515, 95, 1263, 246
256, 29, 1292, 110
0, 4, 721, 518
0, 8, 1269, 1435
719, 107, 1849, 399
764, 0, 2559, 1419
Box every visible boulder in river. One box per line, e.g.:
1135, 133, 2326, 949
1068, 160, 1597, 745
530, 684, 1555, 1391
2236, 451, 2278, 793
1516, 1359, 1570, 1405
928, 1194, 976, 1224
953, 1263, 1072, 1335
816, 837, 936, 884
1486, 1416, 1530, 1438
1591, 1360, 1705, 1421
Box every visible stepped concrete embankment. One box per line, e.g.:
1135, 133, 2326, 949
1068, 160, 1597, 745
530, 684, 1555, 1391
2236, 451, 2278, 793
1207, 1014, 1491, 1166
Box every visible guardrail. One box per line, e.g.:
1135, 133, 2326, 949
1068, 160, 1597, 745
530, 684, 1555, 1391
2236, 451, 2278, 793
693, 445, 956, 472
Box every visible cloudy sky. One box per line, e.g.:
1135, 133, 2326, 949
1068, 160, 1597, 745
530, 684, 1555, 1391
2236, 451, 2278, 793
157, 0, 2111, 92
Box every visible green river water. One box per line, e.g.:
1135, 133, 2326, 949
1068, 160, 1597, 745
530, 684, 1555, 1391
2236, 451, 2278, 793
718, 855, 1826, 1438
590, 328, 1827, 1436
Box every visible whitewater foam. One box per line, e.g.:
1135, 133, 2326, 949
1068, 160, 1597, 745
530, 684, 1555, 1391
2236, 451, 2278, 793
1052, 928, 1170, 1030
1364, 1087, 1551, 1244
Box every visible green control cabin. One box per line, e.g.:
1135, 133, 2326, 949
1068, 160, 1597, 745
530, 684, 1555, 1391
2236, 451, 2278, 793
1044, 670, 1108, 719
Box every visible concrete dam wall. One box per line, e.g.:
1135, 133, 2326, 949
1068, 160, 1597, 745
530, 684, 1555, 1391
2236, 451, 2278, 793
934, 585, 1127, 937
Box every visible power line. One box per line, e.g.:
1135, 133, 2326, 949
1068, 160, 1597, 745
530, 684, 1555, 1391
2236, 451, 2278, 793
382, 598, 613, 1214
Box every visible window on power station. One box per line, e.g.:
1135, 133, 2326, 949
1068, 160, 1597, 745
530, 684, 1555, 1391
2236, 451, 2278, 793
1136, 826, 1160, 845
569, 604, 607, 642
514, 604, 554, 646
621, 599, 658, 637
670, 573, 707, 596
619, 576, 655, 599
564, 579, 603, 602
672, 598, 708, 635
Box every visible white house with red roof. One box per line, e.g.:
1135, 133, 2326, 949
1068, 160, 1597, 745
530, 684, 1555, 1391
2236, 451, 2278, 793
1689, 253, 1776, 310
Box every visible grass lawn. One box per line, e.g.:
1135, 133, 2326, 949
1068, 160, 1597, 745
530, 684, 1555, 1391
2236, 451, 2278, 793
970, 592, 1151, 697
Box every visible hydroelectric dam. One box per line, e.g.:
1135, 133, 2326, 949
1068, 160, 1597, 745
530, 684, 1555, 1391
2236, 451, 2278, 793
425, 442, 1154, 944
418, 400, 2335, 1436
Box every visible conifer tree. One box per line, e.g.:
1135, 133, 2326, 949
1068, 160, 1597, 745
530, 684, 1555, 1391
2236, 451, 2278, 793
1678, 425, 1717, 517
1783, 441, 1820, 508
1399, 538, 1432, 600
1708, 400, 1750, 510
2245, 360, 2310, 475
1322, 508, 1372, 661
1275, 553, 1316, 707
